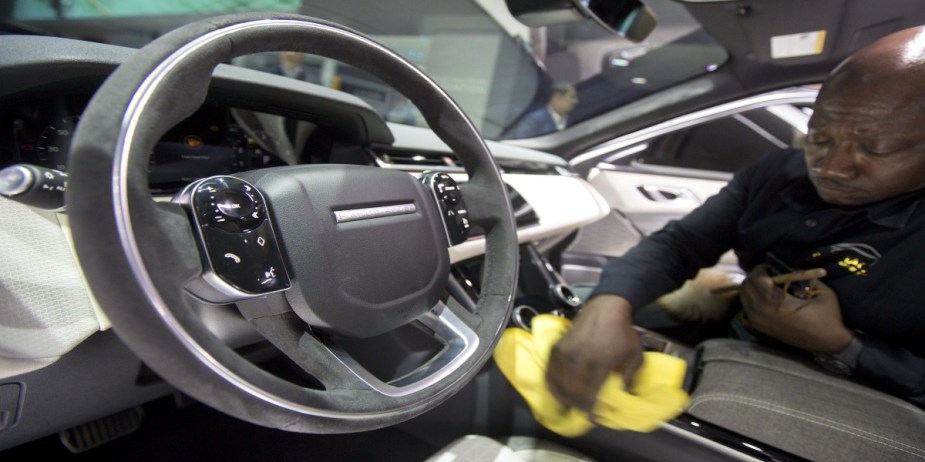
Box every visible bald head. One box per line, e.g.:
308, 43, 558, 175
822, 26, 925, 111
841, 26, 925, 72
804, 26, 925, 206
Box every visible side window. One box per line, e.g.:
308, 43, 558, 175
632, 104, 810, 173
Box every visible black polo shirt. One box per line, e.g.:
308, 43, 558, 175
591, 148, 925, 406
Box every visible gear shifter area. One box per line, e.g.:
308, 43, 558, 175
518, 242, 582, 316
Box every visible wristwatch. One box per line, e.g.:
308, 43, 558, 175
813, 335, 863, 376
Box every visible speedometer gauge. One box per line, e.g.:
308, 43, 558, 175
34, 115, 79, 171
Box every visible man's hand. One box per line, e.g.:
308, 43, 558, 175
545, 295, 643, 413
740, 264, 854, 353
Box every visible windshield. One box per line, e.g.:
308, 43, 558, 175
4, 0, 726, 141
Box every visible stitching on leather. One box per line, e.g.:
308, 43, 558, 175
702, 353, 922, 411
708, 357, 868, 395
689, 393, 925, 457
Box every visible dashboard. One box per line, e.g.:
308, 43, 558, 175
0, 34, 610, 452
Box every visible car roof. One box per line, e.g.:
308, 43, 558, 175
688, 0, 925, 92
508, 0, 925, 158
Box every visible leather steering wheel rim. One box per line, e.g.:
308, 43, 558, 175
67, 13, 517, 433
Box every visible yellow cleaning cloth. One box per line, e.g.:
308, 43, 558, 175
492, 314, 690, 437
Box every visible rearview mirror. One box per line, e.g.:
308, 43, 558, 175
505, 0, 657, 43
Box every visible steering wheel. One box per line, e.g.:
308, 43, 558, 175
66, 13, 517, 433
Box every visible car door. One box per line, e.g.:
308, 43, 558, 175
560, 89, 817, 286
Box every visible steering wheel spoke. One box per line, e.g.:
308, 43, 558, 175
125, 200, 211, 306
241, 309, 367, 391
457, 179, 508, 231
241, 295, 482, 397
321, 301, 481, 396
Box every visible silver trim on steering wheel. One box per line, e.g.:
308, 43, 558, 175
324, 301, 479, 397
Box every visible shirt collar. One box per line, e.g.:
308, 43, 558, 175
779, 176, 922, 229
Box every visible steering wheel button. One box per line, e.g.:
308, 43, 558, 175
192, 177, 265, 232
177, 176, 290, 296
258, 265, 285, 289
215, 188, 256, 218
444, 189, 461, 205
200, 222, 290, 294
421, 171, 471, 245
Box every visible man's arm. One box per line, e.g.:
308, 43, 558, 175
589, 158, 756, 310
545, 151, 772, 410
546, 295, 643, 413
739, 265, 854, 353
740, 265, 925, 408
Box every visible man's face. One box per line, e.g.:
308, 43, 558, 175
550, 88, 578, 116
805, 77, 925, 206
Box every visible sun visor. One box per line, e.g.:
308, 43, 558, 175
684, 0, 923, 66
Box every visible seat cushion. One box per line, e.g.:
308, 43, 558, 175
687, 339, 925, 461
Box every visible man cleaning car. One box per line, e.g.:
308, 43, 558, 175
547, 25, 925, 411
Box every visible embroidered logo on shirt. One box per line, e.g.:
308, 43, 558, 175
837, 256, 868, 276
804, 243, 881, 278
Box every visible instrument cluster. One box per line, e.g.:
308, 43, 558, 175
0, 94, 288, 195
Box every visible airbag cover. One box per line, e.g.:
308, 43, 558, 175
237, 165, 450, 338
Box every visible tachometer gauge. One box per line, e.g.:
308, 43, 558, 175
34, 115, 79, 171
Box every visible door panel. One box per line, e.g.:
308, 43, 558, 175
559, 96, 816, 288
559, 167, 730, 286
580, 103, 806, 237
588, 168, 727, 236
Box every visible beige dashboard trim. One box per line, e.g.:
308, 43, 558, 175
448, 173, 610, 263
56, 212, 112, 331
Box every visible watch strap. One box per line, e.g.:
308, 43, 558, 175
812, 334, 863, 375
834, 335, 863, 369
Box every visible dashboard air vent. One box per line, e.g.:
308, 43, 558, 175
371, 147, 577, 176
374, 148, 462, 170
